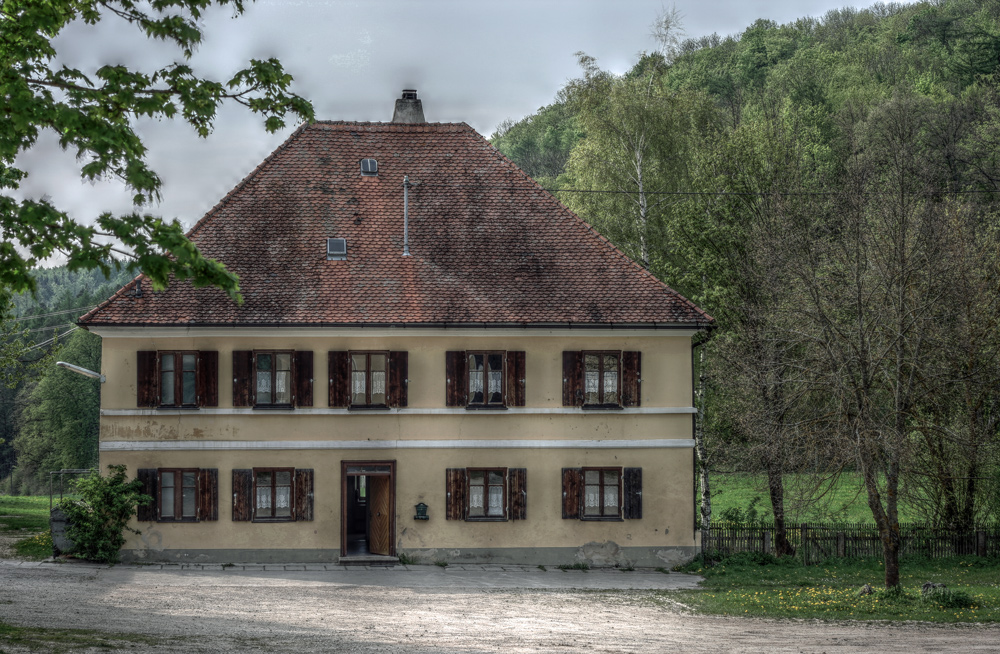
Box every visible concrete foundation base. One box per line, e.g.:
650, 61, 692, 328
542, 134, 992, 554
120, 543, 700, 568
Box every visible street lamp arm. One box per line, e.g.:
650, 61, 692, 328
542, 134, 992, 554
56, 361, 106, 383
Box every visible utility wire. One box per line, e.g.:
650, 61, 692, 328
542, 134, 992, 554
409, 182, 1000, 197
13, 305, 95, 322
24, 326, 78, 351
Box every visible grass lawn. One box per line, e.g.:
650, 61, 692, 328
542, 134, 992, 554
671, 554, 1000, 622
711, 473, 931, 523
0, 495, 53, 559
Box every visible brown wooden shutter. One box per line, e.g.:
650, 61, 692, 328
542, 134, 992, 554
622, 351, 641, 408
197, 351, 219, 407
388, 351, 408, 408
561, 467, 582, 519
562, 351, 583, 407
136, 351, 158, 407
623, 467, 642, 519
445, 468, 466, 520
294, 350, 314, 407
445, 351, 467, 407
295, 469, 314, 521
232, 469, 254, 521
197, 468, 219, 521
506, 351, 526, 407
328, 351, 350, 407
136, 468, 157, 521
232, 351, 253, 407
509, 468, 527, 520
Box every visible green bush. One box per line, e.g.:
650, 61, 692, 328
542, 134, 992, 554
921, 586, 977, 609
58, 464, 151, 564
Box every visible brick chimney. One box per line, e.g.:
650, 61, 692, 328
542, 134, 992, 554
392, 89, 425, 123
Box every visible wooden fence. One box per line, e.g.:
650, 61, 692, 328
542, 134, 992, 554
704, 522, 1000, 564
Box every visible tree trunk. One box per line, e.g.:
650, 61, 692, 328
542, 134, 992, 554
764, 458, 794, 556
694, 340, 712, 532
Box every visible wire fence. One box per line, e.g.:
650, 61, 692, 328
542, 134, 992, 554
704, 522, 1000, 564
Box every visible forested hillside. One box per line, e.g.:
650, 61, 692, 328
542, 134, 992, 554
492, 0, 1000, 585
1, 265, 134, 493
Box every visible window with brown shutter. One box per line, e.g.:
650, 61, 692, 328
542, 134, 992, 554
294, 351, 313, 407
136, 468, 157, 520
561, 468, 582, 518
623, 467, 642, 519
137, 352, 158, 408
561, 466, 642, 521
232, 351, 254, 407
445, 352, 467, 407
137, 351, 219, 408
563, 351, 641, 408
445, 467, 524, 522
329, 351, 408, 408
233, 468, 314, 522
388, 351, 408, 408
232, 469, 254, 521
140, 468, 218, 522
328, 351, 350, 407
445, 468, 466, 520
447, 351, 524, 408
509, 468, 527, 520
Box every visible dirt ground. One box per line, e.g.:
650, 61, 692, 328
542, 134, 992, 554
1, 562, 999, 653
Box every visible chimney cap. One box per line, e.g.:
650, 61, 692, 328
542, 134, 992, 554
392, 89, 426, 123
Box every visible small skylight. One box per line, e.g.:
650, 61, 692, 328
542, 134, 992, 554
327, 238, 347, 260
360, 158, 378, 176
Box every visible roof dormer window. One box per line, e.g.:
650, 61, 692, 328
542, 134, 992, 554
360, 158, 378, 176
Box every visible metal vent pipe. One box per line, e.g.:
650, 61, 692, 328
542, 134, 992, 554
403, 175, 411, 256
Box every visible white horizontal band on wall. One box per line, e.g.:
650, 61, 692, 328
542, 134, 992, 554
101, 439, 697, 452
101, 406, 697, 417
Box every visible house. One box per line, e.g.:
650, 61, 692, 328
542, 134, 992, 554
79, 90, 713, 567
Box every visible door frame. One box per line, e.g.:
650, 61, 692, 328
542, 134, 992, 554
340, 460, 396, 556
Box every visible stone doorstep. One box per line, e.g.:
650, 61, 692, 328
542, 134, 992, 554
337, 555, 399, 567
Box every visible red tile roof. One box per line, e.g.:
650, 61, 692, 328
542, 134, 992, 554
80, 122, 712, 328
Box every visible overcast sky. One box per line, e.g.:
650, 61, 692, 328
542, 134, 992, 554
18, 0, 909, 240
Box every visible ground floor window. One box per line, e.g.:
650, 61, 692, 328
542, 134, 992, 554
562, 467, 642, 520
231, 468, 313, 522
445, 467, 526, 521
135, 468, 219, 522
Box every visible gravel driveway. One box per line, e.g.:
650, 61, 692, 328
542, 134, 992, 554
1, 561, 998, 653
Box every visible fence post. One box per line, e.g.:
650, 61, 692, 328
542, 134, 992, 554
978, 530, 986, 558
837, 531, 845, 558
764, 531, 772, 555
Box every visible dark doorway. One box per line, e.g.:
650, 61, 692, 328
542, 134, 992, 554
341, 461, 395, 557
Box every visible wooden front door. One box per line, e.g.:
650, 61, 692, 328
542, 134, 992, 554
368, 476, 391, 556
341, 461, 395, 558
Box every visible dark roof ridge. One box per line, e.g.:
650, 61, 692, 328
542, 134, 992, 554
468, 129, 714, 325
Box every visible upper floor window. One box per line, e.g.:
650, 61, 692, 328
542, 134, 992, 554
352, 352, 388, 407
256, 351, 292, 406
160, 352, 197, 407
445, 467, 526, 522
445, 350, 525, 408
136, 351, 218, 408
232, 351, 314, 408
360, 158, 378, 176
328, 351, 408, 408
562, 351, 641, 408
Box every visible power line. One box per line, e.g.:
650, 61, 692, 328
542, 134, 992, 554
13, 305, 95, 323
411, 182, 1000, 198
24, 326, 79, 351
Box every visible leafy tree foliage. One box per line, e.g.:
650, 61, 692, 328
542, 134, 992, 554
0, 0, 314, 308
501, 0, 1000, 586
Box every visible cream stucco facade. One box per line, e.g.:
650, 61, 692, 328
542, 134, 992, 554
95, 326, 701, 567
